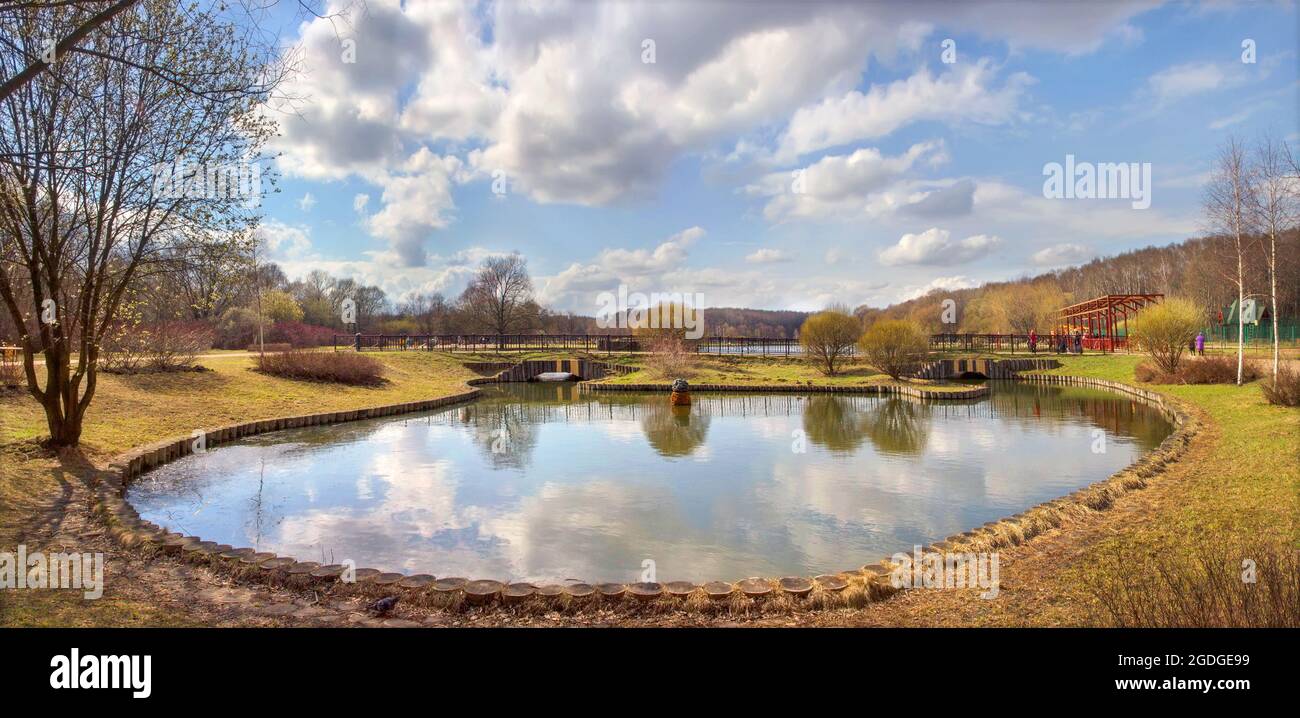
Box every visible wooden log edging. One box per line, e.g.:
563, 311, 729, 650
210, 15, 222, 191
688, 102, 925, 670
90, 373, 1196, 618
581, 382, 990, 401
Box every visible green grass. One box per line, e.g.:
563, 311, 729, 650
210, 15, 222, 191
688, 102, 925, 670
1029, 354, 1299, 624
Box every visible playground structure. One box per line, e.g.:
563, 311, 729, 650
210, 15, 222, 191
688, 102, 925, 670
1057, 294, 1163, 352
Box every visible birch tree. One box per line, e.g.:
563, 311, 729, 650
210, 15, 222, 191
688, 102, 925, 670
1251, 134, 1299, 380
1203, 137, 1257, 386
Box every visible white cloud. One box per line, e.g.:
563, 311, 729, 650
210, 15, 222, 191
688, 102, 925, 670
775, 60, 1033, 161
897, 275, 978, 302
879, 228, 1000, 266
297, 192, 317, 212
1031, 243, 1095, 267
745, 248, 793, 264
753, 140, 947, 221
1145, 60, 1248, 106
364, 149, 462, 266
353, 193, 370, 214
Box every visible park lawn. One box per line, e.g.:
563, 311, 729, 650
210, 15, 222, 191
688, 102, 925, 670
1031, 354, 1299, 623
602, 353, 965, 389
0, 351, 479, 455
0, 351, 482, 626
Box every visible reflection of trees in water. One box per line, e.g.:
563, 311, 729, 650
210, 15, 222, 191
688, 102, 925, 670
640, 403, 711, 457
983, 382, 1172, 449
802, 396, 870, 452
863, 399, 929, 455
456, 401, 541, 469
801, 395, 929, 455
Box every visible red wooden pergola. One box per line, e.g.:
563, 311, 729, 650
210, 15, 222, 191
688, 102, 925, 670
1058, 294, 1162, 352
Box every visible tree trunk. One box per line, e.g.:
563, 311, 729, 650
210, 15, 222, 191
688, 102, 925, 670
1270, 235, 1279, 379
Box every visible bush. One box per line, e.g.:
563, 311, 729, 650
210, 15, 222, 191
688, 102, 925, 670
1136, 356, 1262, 385
214, 307, 260, 349
1261, 364, 1300, 406
149, 322, 211, 371
266, 321, 337, 348
858, 319, 929, 380
256, 349, 385, 386
100, 321, 210, 373
645, 335, 698, 379
799, 310, 861, 376
1130, 297, 1202, 375
1090, 539, 1299, 627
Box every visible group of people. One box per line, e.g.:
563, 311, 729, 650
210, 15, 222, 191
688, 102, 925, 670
1026, 330, 1084, 354
1023, 329, 1206, 355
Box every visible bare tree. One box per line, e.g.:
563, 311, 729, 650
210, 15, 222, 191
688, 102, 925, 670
1252, 133, 1299, 380
0, 1, 282, 445
458, 253, 537, 335
1203, 137, 1257, 386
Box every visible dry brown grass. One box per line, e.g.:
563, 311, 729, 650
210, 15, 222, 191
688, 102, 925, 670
1088, 539, 1299, 627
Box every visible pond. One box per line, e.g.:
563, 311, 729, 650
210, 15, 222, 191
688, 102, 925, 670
127, 381, 1173, 583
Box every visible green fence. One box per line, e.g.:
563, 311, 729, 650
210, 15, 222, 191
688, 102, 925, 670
1197, 321, 1298, 344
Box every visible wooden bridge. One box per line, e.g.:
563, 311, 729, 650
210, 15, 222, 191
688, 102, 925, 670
913, 358, 1060, 380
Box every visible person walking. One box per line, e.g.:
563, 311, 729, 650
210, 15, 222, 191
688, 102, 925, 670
1195, 331, 1205, 356
1029, 329, 1038, 354
1074, 331, 1083, 354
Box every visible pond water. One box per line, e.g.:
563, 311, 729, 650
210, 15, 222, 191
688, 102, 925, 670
127, 381, 1173, 583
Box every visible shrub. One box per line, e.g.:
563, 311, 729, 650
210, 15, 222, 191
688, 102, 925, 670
100, 321, 210, 372
149, 322, 211, 371
799, 310, 861, 376
1130, 297, 1202, 375
1136, 356, 1262, 385
256, 349, 385, 386
214, 307, 260, 349
266, 321, 337, 348
645, 335, 698, 379
1089, 539, 1299, 627
1261, 363, 1300, 406
262, 289, 304, 323
858, 319, 929, 380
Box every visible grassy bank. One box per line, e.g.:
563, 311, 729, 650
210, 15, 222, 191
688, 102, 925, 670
0, 352, 478, 626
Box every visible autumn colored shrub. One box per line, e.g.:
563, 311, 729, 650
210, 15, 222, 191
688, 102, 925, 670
255, 349, 384, 386
1261, 364, 1300, 407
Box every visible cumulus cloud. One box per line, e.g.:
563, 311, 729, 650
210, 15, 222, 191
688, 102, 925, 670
1031, 243, 1095, 267
746, 248, 793, 264
897, 275, 978, 302
752, 140, 947, 222
364, 149, 462, 267
775, 61, 1033, 161
879, 228, 1000, 266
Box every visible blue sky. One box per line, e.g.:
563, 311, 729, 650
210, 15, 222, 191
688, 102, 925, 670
252, 0, 1299, 313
